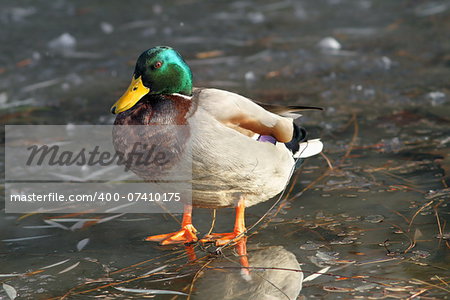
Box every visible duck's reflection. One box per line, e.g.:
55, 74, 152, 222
193, 238, 303, 300
184, 244, 197, 262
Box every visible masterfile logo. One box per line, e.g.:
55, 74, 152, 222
4, 125, 192, 213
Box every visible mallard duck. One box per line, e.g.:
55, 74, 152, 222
111, 46, 323, 246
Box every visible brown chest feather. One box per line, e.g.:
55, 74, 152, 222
112, 94, 193, 179
114, 94, 193, 126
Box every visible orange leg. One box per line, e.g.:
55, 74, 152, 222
145, 204, 198, 245
201, 197, 246, 246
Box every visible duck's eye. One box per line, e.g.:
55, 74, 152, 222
154, 61, 163, 69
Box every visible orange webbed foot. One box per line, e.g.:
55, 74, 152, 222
145, 224, 198, 245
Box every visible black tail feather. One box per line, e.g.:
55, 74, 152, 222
255, 102, 323, 114
284, 123, 307, 153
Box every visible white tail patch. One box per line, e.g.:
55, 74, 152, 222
294, 139, 323, 158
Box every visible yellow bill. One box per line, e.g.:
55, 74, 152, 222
111, 76, 150, 114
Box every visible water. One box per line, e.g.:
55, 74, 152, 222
1, 0, 449, 299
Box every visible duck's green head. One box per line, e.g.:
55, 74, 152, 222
111, 46, 193, 114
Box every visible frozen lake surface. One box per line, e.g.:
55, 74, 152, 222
1, 0, 449, 299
